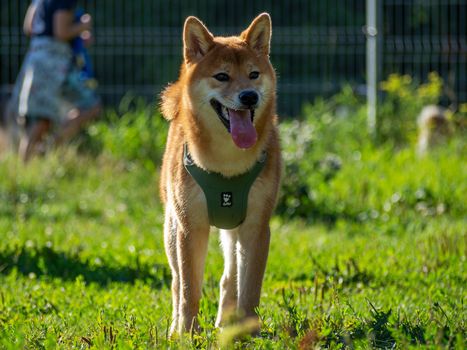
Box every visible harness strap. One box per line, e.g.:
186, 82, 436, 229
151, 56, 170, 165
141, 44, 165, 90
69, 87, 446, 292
183, 144, 266, 229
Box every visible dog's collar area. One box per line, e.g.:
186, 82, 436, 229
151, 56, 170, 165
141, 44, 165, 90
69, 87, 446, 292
183, 144, 266, 229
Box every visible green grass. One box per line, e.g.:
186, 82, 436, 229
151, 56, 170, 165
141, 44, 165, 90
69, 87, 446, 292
0, 131, 465, 348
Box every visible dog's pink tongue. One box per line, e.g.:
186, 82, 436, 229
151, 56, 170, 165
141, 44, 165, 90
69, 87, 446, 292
228, 109, 257, 149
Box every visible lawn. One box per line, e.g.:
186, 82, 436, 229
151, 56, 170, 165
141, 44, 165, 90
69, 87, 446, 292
0, 137, 465, 349
0, 85, 465, 348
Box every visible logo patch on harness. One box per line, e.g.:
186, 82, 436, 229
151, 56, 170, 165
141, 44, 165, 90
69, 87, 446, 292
221, 192, 233, 207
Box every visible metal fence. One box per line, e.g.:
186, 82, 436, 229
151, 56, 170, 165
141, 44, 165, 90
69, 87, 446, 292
1, 0, 465, 117
383, 0, 466, 108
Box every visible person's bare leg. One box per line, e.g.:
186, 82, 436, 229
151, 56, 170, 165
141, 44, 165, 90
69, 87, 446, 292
19, 119, 51, 162
54, 103, 102, 145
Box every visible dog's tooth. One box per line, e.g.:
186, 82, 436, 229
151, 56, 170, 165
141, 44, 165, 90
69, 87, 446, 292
222, 105, 229, 119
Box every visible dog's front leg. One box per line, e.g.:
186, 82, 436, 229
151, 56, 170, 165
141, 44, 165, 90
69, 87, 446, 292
237, 223, 271, 322
164, 211, 180, 336
176, 224, 210, 334
216, 229, 239, 327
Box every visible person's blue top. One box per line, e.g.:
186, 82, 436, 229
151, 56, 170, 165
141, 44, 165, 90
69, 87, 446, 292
71, 8, 94, 79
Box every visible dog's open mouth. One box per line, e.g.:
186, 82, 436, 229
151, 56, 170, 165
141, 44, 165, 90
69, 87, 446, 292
210, 99, 257, 149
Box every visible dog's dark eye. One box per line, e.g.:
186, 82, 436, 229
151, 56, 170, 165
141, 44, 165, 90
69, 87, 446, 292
249, 71, 260, 80
213, 73, 230, 82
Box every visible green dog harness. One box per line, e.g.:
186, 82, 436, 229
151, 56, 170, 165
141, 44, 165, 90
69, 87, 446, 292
183, 144, 266, 230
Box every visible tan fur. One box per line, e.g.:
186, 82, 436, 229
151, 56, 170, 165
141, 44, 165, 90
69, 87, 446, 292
417, 105, 452, 156
159, 13, 281, 335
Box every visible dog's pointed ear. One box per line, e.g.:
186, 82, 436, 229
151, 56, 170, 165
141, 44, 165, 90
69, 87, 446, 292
183, 16, 214, 64
241, 13, 272, 56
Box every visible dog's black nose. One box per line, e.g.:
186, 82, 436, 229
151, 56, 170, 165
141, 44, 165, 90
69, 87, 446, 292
239, 90, 259, 107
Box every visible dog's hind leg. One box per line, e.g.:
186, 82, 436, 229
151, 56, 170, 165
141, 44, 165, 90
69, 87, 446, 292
176, 224, 210, 333
216, 229, 239, 327
237, 223, 270, 324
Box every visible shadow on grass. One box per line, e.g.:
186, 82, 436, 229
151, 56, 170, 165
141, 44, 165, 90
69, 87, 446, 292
0, 245, 170, 288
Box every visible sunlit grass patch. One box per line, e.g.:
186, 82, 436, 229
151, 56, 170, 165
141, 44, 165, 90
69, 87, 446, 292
0, 88, 465, 347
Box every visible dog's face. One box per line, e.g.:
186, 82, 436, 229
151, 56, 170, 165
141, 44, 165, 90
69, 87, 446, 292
182, 14, 276, 150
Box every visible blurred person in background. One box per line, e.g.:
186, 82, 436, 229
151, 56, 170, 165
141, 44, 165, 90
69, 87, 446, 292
7, 0, 101, 162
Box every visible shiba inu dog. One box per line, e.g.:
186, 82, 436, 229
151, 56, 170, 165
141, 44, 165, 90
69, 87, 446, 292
159, 13, 281, 334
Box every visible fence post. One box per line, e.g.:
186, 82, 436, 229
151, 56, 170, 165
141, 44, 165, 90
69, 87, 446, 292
365, 0, 380, 138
